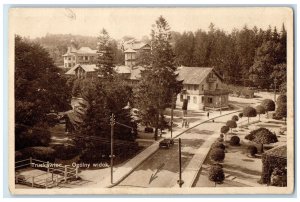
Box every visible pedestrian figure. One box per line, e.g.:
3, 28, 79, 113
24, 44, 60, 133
186, 121, 189, 128
207, 112, 210, 119
182, 118, 186, 128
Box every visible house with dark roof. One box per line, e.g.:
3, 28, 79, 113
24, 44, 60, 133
177, 66, 229, 110
65, 64, 98, 79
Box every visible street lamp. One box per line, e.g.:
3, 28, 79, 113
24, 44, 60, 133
109, 113, 135, 184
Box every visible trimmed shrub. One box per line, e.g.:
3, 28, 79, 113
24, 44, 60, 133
212, 142, 225, 150
274, 103, 287, 121
261, 99, 275, 114
245, 127, 278, 153
220, 126, 230, 134
256, 105, 266, 121
226, 120, 237, 132
230, 136, 240, 146
210, 148, 225, 162
232, 115, 239, 122
217, 137, 224, 142
220, 134, 224, 138
238, 112, 243, 118
208, 164, 225, 186
277, 95, 287, 105
243, 106, 257, 124
247, 145, 258, 157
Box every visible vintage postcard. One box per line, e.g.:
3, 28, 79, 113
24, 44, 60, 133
8, 7, 294, 195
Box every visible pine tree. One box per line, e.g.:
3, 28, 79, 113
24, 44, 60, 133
135, 16, 182, 140
97, 28, 115, 79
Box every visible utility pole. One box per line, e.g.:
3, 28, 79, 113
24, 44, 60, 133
170, 94, 175, 138
177, 138, 184, 187
110, 113, 115, 184
274, 77, 278, 103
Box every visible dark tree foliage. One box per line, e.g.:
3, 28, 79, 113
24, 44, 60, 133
248, 145, 258, 157
245, 127, 278, 153
256, 105, 266, 121
15, 35, 71, 150
220, 125, 229, 134
261, 99, 275, 114
230, 136, 240, 146
134, 16, 183, 140
238, 112, 243, 118
277, 94, 287, 106
210, 148, 225, 162
97, 29, 115, 79
232, 115, 239, 122
172, 24, 286, 89
212, 142, 226, 150
243, 106, 257, 124
208, 164, 225, 186
226, 120, 237, 132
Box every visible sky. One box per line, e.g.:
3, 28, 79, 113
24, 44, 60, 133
10, 7, 292, 40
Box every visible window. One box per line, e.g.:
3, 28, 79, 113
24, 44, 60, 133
201, 96, 204, 103
208, 97, 213, 103
180, 94, 183, 102
202, 85, 204, 91
187, 96, 190, 103
79, 56, 83, 60
194, 85, 198, 91
193, 96, 197, 104
68, 57, 71, 60
216, 83, 219, 89
65, 63, 68, 67
68, 63, 72, 67
85, 56, 89, 61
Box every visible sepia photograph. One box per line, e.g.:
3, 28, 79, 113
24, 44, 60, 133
8, 7, 294, 195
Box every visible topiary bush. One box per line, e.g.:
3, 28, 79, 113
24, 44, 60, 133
243, 106, 257, 124
208, 164, 225, 186
210, 148, 225, 162
217, 137, 224, 142
212, 142, 226, 150
230, 136, 240, 146
261, 99, 275, 115
247, 145, 258, 157
238, 112, 243, 118
232, 115, 239, 122
226, 120, 237, 132
256, 105, 266, 121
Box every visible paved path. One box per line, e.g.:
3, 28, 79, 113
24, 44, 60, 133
112, 111, 240, 188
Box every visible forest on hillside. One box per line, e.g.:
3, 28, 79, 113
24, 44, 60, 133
31, 22, 287, 92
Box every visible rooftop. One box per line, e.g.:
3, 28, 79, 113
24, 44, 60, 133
65, 64, 98, 75
177, 66, 214, 85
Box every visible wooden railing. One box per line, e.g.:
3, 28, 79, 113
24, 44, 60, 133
15, 157, 79, 188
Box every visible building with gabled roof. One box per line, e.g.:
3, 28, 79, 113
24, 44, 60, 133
62, 43, 98, 69
176, 66, 229, 110
65, 64, 98, 79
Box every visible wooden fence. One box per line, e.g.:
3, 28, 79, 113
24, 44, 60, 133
15, 157, 79, 188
